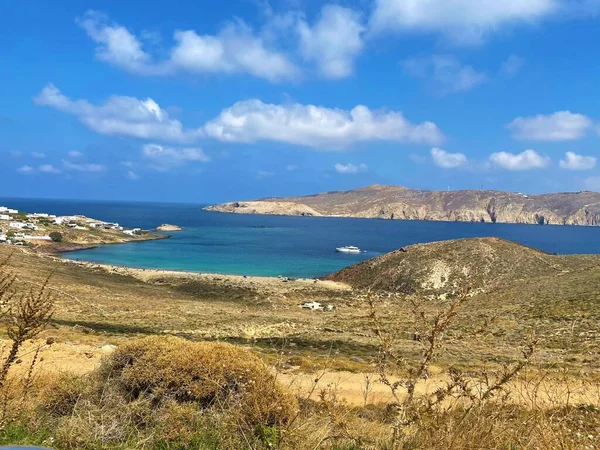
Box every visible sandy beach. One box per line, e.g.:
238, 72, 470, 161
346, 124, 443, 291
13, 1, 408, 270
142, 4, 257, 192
49, 250, 352, 294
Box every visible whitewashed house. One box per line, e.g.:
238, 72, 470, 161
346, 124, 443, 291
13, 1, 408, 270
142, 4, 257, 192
24, 235, 52, 241
0, 215, 10, 221
123, 228, 141, 236
0, 207, 18, 214
9, 222, 26, 230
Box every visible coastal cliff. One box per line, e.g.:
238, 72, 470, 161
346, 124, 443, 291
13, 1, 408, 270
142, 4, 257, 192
204, 185, 600, 226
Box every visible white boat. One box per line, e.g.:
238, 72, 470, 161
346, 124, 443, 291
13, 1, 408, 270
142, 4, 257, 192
335, 245, 362, 254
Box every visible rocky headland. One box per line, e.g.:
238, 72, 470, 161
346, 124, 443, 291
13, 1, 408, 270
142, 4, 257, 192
205, 184, 600, 226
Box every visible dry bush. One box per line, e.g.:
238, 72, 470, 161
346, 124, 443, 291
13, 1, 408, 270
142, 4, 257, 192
101, 336, 298, 426
0, 253, 55, 429
41, 336, 298, 449
397, 403, 600, 450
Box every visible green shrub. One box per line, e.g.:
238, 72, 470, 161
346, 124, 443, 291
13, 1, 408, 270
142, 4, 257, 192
49, 232, 63, 243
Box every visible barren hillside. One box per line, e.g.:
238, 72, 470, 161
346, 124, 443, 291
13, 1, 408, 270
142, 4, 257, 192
205, 184, 600, 226
325, 237, 600, 295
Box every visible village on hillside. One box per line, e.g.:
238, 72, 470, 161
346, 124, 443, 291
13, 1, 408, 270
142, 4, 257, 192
0, 205, 148, 247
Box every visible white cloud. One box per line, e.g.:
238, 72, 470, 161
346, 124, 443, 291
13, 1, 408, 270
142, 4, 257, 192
297, 5, 365, 79
126, 170, 139, 180
559, 151, 596, 170
370, 0, 560, 43
62, 160, 106, 172
431, 148, 468, 168
203, 99, 443, 149
334, 163, 368, 174
34, 83, 196, 143
68, 150, 83, 158
508, 111, 593, 141
17, 165, 35, 174
489, 149, 551, 170
286, 165, 298, 171
78, 11, 297, 82
35, 88, 444, 150
501, 54, 525, 76
38, 164, 61, 174
584, 176, 600, 191
171, 24, 298, 82
77, 11, 155, 74
142, 143, 210, 171
31, 152, 46, 159
403, 55, 487, 94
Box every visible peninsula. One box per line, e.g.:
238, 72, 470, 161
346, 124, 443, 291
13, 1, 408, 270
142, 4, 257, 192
0, 205, 164, 254
204, 184, 600, 226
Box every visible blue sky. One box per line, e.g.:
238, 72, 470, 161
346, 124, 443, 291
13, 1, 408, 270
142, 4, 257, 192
2, 0, 600, 203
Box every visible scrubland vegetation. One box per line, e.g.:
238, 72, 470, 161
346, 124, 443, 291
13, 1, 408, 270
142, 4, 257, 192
0, 243, 598, 449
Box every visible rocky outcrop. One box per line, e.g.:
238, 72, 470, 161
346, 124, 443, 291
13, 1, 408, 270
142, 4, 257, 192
156, 224, 183, 232
205, 185, 600, 226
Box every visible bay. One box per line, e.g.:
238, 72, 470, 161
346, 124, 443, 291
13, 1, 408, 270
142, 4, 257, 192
1, 197, 599, 278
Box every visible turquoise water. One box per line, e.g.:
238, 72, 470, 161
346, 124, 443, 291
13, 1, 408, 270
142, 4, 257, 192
2, 198, 600, 278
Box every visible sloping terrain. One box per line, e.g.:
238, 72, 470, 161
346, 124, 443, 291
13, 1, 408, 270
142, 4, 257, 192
325, 237, 600, 294
205, 184, 600, 226
1, 239, 599, 378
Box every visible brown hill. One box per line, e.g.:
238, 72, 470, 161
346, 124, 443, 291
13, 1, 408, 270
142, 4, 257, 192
205, 184, 600, 226
325, 237, 600, 295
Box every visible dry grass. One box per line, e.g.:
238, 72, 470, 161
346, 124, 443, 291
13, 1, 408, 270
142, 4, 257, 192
0, 243, 598, 448
24, 336, 298, 449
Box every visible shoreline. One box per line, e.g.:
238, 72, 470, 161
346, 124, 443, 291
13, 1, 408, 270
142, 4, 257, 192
36, 233, 169, 256
55, 255, 351, 291
205, 207, 600, 228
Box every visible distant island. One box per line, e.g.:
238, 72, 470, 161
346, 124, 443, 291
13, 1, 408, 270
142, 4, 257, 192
204, 184, 600, 226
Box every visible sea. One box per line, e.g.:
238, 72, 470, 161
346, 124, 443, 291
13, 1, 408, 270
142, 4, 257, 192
2, 197, 600, 278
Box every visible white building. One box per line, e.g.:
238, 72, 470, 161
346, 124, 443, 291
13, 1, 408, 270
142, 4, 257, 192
56, 216, 79, 224
27, 213, 50, 219
0, 207, 18, 214
24, 235, 52, 241
9, 222, 26, 230
0, 215, 10, 221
